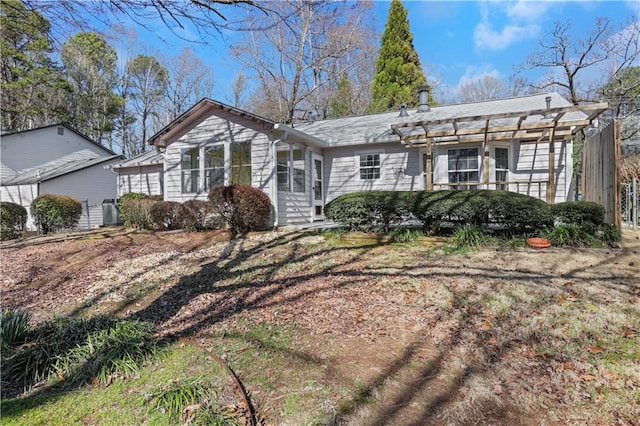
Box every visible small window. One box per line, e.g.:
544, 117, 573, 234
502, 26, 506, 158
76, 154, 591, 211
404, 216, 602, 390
495, 148, 509, 190
277, 143, 305, 192
359, 153, 380, 180
181, 147, 199, 193
448, 148, 478, 189
277, 143, 290, 191
231, 141, 251, 185
57, 126, 64, 135
292, 145, 305, 193
204, 145, 224, 190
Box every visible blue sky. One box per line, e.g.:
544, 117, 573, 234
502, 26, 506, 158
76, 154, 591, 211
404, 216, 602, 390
114, 0, 640, 104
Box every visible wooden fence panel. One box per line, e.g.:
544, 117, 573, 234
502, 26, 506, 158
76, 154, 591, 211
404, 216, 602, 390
582, 121, 621, 227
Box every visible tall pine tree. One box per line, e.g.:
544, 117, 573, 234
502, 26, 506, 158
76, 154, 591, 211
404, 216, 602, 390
369, 0, 426, 113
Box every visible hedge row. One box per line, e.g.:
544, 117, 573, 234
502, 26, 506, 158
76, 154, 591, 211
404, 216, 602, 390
0, 202, 28, 240
325, 190, 609, 237
119, 185, 271, 234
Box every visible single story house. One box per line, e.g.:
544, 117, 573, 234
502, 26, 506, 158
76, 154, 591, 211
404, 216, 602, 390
0, 124, 122, 230
111, 91, 608, 227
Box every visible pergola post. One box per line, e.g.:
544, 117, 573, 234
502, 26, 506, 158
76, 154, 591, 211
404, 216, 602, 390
425, 137, 433, 190
547, 127, 556, 203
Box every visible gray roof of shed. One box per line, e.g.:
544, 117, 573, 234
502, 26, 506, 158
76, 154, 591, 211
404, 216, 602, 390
110, 150, 164, 169
293, 92, 587, 147
2, 155, 121, 185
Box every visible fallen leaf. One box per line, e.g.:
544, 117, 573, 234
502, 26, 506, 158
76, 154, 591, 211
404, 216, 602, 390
587, 345, 605, 354
580, 374, 597, 382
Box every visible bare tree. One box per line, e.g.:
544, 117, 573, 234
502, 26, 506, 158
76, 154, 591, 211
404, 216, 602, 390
458, 75, 509, 103
229, 69, 247, 109
155, 47, 215, 127
231, 0, 377, 123
21, 0, 271, 43
520, 18, 611, 105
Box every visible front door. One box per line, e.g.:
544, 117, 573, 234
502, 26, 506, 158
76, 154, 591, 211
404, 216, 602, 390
312, 153, 324, 220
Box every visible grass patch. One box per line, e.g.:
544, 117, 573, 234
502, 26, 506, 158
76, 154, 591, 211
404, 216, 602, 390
1, 341, 235, 425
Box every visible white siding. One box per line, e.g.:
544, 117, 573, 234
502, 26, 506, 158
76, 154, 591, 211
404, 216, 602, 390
163, 113, 274, 201
1, 126, 111, 180
431, 140, 571, 203
117, 165, 164, 197
0, 184, 38, 229
40, 159, 120, 229
324, 143, 422, 203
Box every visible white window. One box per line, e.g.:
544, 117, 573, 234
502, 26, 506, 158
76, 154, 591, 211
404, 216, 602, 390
277, 142, 305, 193
181, 147, 199, 193
231, 141, 251, 185
448, 148, 478, 189
495, 147, 509, 190
359, 153, 381, 180
204, 145, 224, 190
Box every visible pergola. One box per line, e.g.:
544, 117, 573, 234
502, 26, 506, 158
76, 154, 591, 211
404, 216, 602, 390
390, 101, 609, 203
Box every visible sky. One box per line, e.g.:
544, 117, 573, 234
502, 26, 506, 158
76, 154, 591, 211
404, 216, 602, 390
103, 0, 640, 105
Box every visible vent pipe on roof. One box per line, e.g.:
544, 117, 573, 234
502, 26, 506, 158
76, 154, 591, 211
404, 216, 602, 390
417, 84, 431, 113
399, 103, 409, 117
543, 96, 553, 119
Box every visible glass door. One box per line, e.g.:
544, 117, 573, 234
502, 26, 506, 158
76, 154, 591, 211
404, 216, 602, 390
312, 153, 324, 220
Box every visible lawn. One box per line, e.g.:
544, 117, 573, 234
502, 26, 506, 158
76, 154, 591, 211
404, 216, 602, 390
1, 228, 639, 425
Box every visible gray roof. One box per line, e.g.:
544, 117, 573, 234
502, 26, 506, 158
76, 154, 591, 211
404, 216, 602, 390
110, 150, 164, 169
2, 155, 121, 185
293, 92, 581, 147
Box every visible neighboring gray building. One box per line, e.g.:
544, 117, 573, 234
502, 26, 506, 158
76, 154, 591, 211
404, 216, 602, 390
0, 124, 122, 230
112, 92, 608, 227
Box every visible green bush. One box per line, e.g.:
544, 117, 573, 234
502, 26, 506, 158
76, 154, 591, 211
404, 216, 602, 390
325, 191, 411, 232
30, 194, 82, 234
388, 226, 424, 243
208, 185, 271, 235
149, 201, 183, 231
0, 202, 27, 240
117, 192, 147, 225
551, 201, 605, 234
327, 190, 552, 235
181, 200, 219, 231
119, 198, 158, 229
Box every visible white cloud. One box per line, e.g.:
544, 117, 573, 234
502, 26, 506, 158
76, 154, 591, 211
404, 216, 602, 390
456, 64, 502, 88
507, 1, 554, 22
474, 21, 539, 51
473, 0, 549, 51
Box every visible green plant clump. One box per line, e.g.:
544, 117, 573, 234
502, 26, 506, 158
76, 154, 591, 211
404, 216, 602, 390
551, 201, 605, 234
0, 308, 32, 351
145, 378, 222, 423
543, 224, 597, 247
208, 185, 271, 235
30, 194, 82, 234
1, 316, 157, 390
389, 225, 424, 243
453, 224, 485, 248
0, 201, 27, 240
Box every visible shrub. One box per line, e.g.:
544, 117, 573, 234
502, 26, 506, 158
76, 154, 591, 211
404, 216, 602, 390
543, 224, 597, 247
117, 192, 148, 225
412, 190, 492, 231
30, 194, 82, 234
388, 226, 424, 243
598, 223, 621, 245
0, 309, 31, 351
0, 202, 27, 240
149, 201, 183, 231
325, 191, 411, 232
181, 200, 219, 231
453, 224, 485, 248
208, 185, 271, 234
551, 201, 605, 234
487, 191, 553, 234
120, 198, 159, 229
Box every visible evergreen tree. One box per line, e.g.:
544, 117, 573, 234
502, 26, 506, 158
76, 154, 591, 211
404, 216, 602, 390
61, 32, 123, 146
328, 73, 354, 118
369, 0, 427, 113
0, 0, 68, 131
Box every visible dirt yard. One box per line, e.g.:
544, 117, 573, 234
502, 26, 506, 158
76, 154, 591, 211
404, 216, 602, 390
2, 227, 639, 425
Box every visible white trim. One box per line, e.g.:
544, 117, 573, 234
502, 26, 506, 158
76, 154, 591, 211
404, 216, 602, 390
355, 149, 384, 181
